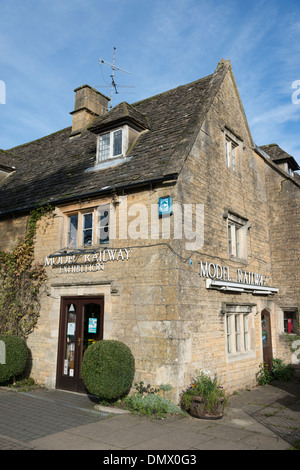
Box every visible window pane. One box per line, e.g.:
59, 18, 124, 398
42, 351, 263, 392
235, 315, 241, 351
99, 208, 109, 244
226, 140, 230, 167
113, 129, 122, 156
228, 225, 233, 255
83, 213, 93, 245
68, 215, 78, 248
83, 213, 93, 229
244, 314, 249, 350
231, 146, 236, 171
236, 226, 241, 258
261, 314, 269, 346
99, 133, 110, 161
226, 315, 232, 353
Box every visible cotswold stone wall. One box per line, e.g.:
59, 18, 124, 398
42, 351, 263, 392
0, 214, 28, 252
173, 67, 284, 394
30, 188, 183, 394
264, 164, 300, 362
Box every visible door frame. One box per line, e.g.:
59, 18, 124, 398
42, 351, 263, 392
261, 309, 273, 371
56, 295, 104, 393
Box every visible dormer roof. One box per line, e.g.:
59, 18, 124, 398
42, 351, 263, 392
260, 144, 300, 171
88, 101, 149, 134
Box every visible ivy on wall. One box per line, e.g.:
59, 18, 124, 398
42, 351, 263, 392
0, 205, 53, 339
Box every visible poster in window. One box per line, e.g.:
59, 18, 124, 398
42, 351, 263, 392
88, 318, 97, 334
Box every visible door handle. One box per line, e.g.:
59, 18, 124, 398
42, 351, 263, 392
77, 337, 81, 347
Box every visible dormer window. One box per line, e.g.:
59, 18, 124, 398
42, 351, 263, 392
0, 149, 17, 183
87, 101, 149, 170
98, 129, 123, 162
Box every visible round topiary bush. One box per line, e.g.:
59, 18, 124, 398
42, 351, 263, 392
0, 335, 29, 384
81, 340, 135, 400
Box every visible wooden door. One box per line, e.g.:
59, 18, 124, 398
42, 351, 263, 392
261, 309, 273, 371
56, 296, 104, 393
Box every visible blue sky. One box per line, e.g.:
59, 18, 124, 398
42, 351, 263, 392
0, 0, 299, 166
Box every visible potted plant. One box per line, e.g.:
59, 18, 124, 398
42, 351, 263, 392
180, 371, 228, 420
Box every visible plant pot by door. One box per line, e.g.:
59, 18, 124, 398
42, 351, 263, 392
189, 396, 224, 420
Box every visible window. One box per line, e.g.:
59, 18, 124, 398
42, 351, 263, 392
224, 304, 254, 359
284, 311, 298, 334
226, 312, 251, 355
98, 129, 123, 162
227, 213, 247, 260
225, 137, 237, 171
66, 206, 111, 248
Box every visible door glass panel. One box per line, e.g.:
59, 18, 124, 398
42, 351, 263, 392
82, 303, 101, 358
261, 314, 268, 346
64, 303, 76, 376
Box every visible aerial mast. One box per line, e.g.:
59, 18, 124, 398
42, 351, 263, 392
99, 47, 131, 110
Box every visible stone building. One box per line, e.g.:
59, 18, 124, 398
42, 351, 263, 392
0, 59, 299, 401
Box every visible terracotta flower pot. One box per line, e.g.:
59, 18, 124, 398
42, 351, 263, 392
189, 396, 223, 420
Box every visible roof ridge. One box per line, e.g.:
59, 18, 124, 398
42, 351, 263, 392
132, 72, 216, 107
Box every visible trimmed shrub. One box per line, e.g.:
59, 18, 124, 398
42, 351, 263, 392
81, 340, 135, 400
0, 335, 29, 383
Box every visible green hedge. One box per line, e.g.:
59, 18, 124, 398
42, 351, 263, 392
81, 340, 135, 400
0, 335, 29, 383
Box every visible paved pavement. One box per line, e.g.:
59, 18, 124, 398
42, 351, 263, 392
0, 377, 299, 452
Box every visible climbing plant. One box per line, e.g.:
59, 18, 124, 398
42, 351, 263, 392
0, 205, 53, 339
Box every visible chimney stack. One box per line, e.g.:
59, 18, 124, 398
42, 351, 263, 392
70, 85, 110, 136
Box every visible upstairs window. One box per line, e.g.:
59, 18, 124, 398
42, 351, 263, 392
66, 206, 110, 249
228, 220, 242, 258
226, 137, 237, 171
97, 129, 123, 162
226, 212, 248, 261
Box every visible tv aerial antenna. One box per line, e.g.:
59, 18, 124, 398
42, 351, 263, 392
98, 47, 134, 110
